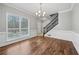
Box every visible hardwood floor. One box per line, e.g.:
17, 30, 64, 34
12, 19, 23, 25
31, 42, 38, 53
0, 36, 78, 55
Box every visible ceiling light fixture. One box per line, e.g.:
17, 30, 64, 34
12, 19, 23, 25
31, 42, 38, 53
35, 3, 46, 17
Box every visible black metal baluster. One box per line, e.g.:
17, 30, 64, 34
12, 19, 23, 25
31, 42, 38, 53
43, 13, 58, 37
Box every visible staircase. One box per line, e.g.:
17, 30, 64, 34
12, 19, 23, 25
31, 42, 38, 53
43, 13, 58, 36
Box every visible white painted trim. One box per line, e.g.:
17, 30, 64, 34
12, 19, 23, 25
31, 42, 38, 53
3, 3, 75, 16
71, 3, 75, 10
58, 8, 72, 13
45, 30, 79, 54
0, 32, 6, 34
6, 13, 8, 41
71, 31, 79, 54
0, 9, 31, 47
20, 16, 30, 36
3, 3, 35, 17
0, 35, 37, 47
58, 4, 74, 13
6, 12, 30, 41
19, 16, 21, 33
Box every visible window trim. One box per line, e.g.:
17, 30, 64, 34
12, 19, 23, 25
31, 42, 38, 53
6, 13, 30, 40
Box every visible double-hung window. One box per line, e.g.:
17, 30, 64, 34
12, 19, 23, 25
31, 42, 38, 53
7, 13, 29, 39
20, 17, 28, 35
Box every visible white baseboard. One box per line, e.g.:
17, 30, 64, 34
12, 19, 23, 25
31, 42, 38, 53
45, 30, 79, 54
71, 32, 79, 54
0, 31, 37, 47
0, 35, 37, 47
0, 31, 79, 54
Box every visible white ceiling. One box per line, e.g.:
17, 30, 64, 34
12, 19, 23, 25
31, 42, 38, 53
4, 3, 73, 17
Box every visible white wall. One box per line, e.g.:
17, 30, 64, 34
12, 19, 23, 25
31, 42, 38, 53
37, 20, 42, 34
54, 11, 72, 30
0, 4, 6, 32
43, 11, 72, 31
72, 4, 79, 33
37, 17, 51, 34
0, 4, 37, 43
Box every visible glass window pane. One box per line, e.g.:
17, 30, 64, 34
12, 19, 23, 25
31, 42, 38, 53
21, 29, 28, 35
8, 14, 29, 39
21, 18, 28, 28
8, 29, 19, 38
8, 15, 19, 28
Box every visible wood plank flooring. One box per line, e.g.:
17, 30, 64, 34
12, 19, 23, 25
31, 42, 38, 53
0, 36, 78, 55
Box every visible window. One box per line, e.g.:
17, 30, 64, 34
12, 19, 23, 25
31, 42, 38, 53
20, 18, 28, 35
7, 13, 29, 39
8, 15, 19, 38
